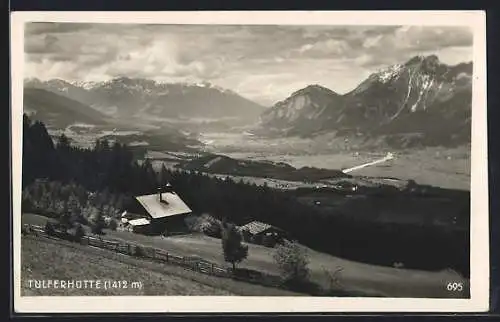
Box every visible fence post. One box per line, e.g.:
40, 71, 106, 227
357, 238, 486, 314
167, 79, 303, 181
211, 263, 214, 275
166, 253, 169, 263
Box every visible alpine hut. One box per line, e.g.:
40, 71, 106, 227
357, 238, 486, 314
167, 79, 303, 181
124, 184, 192, 235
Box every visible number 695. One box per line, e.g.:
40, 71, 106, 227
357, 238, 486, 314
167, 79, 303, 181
446, 282, 463, 292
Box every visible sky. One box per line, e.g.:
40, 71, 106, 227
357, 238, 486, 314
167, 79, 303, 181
24, 23, 473, 106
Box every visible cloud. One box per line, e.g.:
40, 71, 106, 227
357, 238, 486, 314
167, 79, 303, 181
25, 34, 60, 54
356, 26, 473, 68
23, 23, 473, 105
296, 39, 351, 57
360, 25, 472, 51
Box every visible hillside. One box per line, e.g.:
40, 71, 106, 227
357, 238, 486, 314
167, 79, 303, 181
21, 234, 300, 296
24, 77, 266, 125
259, 55, 472, 148
22, 214, 469, 298
23, 88, 108, 129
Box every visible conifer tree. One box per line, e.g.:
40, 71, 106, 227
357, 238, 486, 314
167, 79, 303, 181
221, 222, 248, 271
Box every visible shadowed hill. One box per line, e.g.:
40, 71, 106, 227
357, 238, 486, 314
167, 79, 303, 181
23, 88, 108, 128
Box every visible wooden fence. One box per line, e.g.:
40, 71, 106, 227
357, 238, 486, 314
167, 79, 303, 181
22, 224, 283, 288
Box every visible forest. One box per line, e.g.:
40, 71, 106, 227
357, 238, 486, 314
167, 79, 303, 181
21, 114, 470, 276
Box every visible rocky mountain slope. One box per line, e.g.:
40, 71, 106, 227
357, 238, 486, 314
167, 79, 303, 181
259, 55, 472, 148
24, 77, 266, 124
260, 85, 344, 134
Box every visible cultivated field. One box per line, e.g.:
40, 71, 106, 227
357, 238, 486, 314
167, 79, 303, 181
21, 234, 301, 296
220, 147, 470, 191
22, 213, 469, 298
192, 132, 470, 190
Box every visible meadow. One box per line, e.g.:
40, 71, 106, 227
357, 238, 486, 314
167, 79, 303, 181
21, 234, 301, 296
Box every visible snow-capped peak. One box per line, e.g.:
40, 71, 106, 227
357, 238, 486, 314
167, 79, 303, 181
71, 80, 99, 90
194, 81, 212, 88
190, 81, 232, 93
374, 64, 404, 83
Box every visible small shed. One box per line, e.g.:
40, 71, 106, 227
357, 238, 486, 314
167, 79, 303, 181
239, 220, 287, 246
127, 218, 151, 234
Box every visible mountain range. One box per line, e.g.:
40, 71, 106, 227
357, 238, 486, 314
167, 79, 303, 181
24, 77, 266, 125
24, 54, 472, 149
259, 55, 472, 148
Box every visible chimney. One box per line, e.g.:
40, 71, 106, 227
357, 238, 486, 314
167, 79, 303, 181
157, 187, 163, 202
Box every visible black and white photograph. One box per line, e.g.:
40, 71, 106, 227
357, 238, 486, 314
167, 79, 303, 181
11, 11, 489, 313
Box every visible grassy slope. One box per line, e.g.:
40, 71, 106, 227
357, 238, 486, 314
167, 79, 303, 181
23, 213, 469, 298
21, 235, 301, 296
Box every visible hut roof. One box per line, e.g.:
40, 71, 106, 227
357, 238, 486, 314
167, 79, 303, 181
240, 221, 275, 235
128, 218, 151, 226
135, 192, 192, 219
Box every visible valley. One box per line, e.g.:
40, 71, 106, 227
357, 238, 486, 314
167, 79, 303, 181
39, 119, 471, 191
23, 55, 473, 193
188, 131, 471, 190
